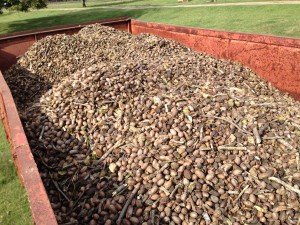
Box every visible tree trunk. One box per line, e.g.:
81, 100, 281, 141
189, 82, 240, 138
82, 0, 86, 7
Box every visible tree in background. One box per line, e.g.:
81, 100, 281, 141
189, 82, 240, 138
0, 0, 4, 13
0, 4, 2, 13
1, 0, 47, 12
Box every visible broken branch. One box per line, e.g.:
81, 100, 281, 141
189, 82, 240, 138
269, 177, 300, 195
116, 184, 140, 225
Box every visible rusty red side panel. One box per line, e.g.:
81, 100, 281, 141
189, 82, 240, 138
131, 20, 300, 100
0, 71, 58, 225
0, 17, 130, 72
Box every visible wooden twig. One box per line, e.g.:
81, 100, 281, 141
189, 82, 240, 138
99, 140, 123, 161
210, 140, 215, 151
258, 123, 269, 135
62, 162, 75, 170
188, 196, 197, 211
291, 122, 300, 130
243, 83, 255, 94
202, 115, 251, 135
38, 125, 45, 141
51, 176, 71, 202
170, 183, 182, 199
296, 153, 300, 171
148, 163, 170, 180
218, 146, 247, 151
269, 177, 300, 195
199, 124, 204, 141
277, 139, 295, 150
233, 185, 249, 205
150, 210, 155, 225
160, 186, 170, 196
252, 127, 261, 144
169, 139, 185, 145
116, 184, 140, 225
262, 136, 284, 140
112, 183, 128, 197
199, 147, 212, 151
36, 152, 56, 169
99, 100, 115, 106
227, 191, 239, 195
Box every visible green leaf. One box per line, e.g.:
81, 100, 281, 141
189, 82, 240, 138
58, 170, 67, 176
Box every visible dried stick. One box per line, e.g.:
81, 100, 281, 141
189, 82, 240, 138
116, 184, 140, 225
36, 152, 56, 169
296, 153, 300, 171
199, 124, 204, 141
51, 178, 71, 202
69, 189, 86, 213
112, 183, 128, 197
277, 139, 295, 150
258, 122, 269, 135
38, 125, 45, 141
227, 191, 239, 195
150, 210, 155, 225
291, 122, 300, 130
199, 147, 212, 151
202, 115, 251, 135
218, 146, 247, 151
148, 163, 169, 180
160, 186, 170, 196
99, 140, 123, 161
188, 196, 197, 212
253, 127, 261, 144
170, 183, 182, 199
169, 139, 185, 145
233, 185, 249, 205
62, 162, 75, 170
269, 177, 300, 195
262, 136, 284, 140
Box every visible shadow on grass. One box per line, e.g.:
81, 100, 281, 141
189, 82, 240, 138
88, 0, 152, 7
4, 8, 147, 34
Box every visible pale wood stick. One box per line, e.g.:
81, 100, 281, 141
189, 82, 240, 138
218, 146, 247, 151
99, 140, 123, 161
38, 125, 45, 141
253, 126, 261, 144
269, 177, 300, 195
233, 185, 249, 205
202, 115, 251, 135
262, 136, 284, 140
277, 139, 295, 150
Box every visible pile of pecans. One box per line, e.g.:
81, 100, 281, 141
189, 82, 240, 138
5, 24, 300, 225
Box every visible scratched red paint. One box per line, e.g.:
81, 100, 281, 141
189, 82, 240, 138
0, 71, 58, 225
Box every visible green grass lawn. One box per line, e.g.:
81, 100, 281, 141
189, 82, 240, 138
46, 0, 295, 9
0, 120, 32, 225
1, 5, 300, 37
